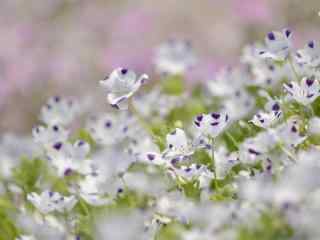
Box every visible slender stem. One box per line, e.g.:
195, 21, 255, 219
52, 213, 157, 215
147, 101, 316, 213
279, 144, 296, 163
128, 99, 155, 138
225, 131, 239, 150
288, 57, 300, 82
210, 137, 219, 191
307, 105, 315, 117
268, 129, 297, 162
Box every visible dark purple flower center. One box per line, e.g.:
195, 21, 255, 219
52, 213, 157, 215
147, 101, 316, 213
267, 32, 275, 41
53, 142, 63, 150
308, 41, 315, 49
211, 113, 220, 119
285, 29, 291, 38
105, 121, 112, 128
306, 78, 314, 87
121, 68, 128, 74
272, 103, 280, 111
147, 154, 155, 161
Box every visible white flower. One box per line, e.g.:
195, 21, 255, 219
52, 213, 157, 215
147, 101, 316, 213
170, 164, 214, 188
273, 118, 306, 148
77, 175, 110, 206
100, 68, 148, 109
222, 90, 255, 121
239, 132, 274, 163
308, 117, 320, 135
250, 109, 282, 129
194, 112, 229, 138
207, 67, 249, 97
251, 61, 287, 87
27, 191, 77, 214
40, 96, 79, 126
215, 146, 239, 179
163, 128, 194, 161
32, 124, 69, 147
47, 140, 92, 177
284, 77, 320, 105
16, 235, 36, 240
296, 41, 320, 68
86, 112, 130, 146
258, 29, 293, 61
154, 39, 196, 75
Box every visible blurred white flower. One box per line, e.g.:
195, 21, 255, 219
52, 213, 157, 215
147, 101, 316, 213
16, 235, 36, 240
308, 117, 320, 135
40, 96, 80, 126
250, 109, 282, 129
296, 41, 320, 68
86, 112, 131, 146
32, 124, 69, 147
27, 191, 77, 214
100, 68, 148, 109
284, 76, 320, 105
46, 140, 92, 177
154, 39, 196, 75
194, 112, 229, 138
77, 175, 110, 206
258, 29, 292, 61
163, 128, 194, 161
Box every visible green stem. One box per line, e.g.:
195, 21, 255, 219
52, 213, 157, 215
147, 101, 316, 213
307, 105, 315, 117
279, 144, 296, 163
128, 99, 155, 139
288, 57, 300, 82
225, 131, 239, 150
210, 137, 219, 191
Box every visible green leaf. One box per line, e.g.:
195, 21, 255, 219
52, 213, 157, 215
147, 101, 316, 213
161, 75, 185, 95
13, 157, 46, 193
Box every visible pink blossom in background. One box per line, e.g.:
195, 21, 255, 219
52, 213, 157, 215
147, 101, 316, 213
232, 0, 273, 24
101, 8, 155, 72
185, 58, 228, 85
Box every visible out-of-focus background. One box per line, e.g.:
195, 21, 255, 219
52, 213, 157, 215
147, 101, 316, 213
0, 0, 319, 133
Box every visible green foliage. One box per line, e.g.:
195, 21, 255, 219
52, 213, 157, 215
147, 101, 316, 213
0, 209, 19, 240
13, 157, 46, 193
311, 97, 320, 117
161, 75, 185, 95
237, 211, 294, 240
166, 99, 206, 125
193, 150, 213, 169
157, 222, 184, 240
181, 180, 201, 201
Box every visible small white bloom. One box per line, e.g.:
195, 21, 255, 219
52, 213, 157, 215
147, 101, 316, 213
40, 96, 79, 126
273, 118, 307, 148
16, 235, 36, 240
171, 164, 213, 186
284, 77, 320, 105
194, 112, 229, 138
32, 124, 69, 147
250, 108, 282, 129
163, 128, 194, 160
86, 112, 130, 146
47, 140, 92, 177
100, 68, 148, 110
296, 40, 320, 68
222, 90, 255, 121
308, 117, 320, 135
154, 39, 196, 75
207, 67, 249, 97
258, 29, 293, 61
77, 175, 110, 206
27, 191, 77, 214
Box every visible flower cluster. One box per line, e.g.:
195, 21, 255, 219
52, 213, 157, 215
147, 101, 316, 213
2, 29, 320, 240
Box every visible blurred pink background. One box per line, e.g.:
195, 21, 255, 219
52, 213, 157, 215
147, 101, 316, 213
0, 0, 319, 132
